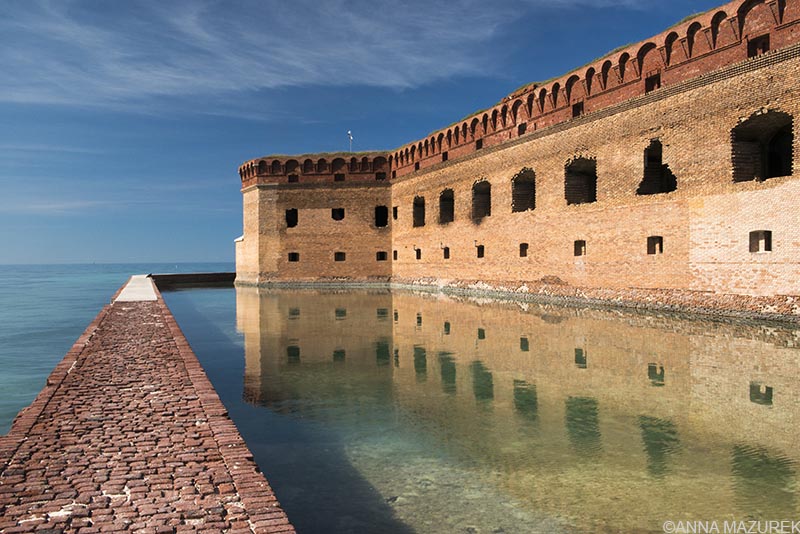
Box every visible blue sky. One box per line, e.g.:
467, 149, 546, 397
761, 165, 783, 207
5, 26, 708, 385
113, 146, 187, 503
0, 0, 722, 264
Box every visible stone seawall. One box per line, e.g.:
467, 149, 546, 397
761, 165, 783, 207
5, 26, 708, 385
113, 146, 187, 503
235, 276, 800, 325
0, 276, 294, 533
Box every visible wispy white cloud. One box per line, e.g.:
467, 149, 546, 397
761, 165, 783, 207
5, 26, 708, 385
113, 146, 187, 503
0, 0, 644, 112
0, 143, 104, 154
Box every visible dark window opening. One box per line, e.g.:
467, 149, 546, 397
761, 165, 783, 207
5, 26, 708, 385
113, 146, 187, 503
287, 345, 300, 365
511, 168, 536, 212
413, 197, 426, 227
520, 337, 529, 352
393, 310, 398, 322
443, 321, 451, 335
416, 313, 422, 327
749, 382, 773, 405
475, 139, 483, 150
476, 245, 485, 258
472, 181, 491, 222
575, 348, 587, 369
442, 151, 448, 162
748, 34, 770, 58
285, 208, 298, 228
331, 208, 345, 221
647, 236, 664, 255
392, 170, 397, 179
335, 308, 347, 320
520, 243, 529, 257
376, 251, 388, 261
288, 252, 300, 262
572, 102, 584, 118
477, 328, 486, 340
648, 363, 665, 386
334, 173, 345, 182
392, 206, 398, 220
414, 162, 420, 171
333, 349, 346, 362
375, 205, 389, 227
288, 174, 299, 183
518, 123, 527, 136
749, 230, 772, 252
732, 111, 793, 182
393, 250, 398, 260
638, 139, 677, 195
574, 240, 587, 257
334, 251, 346, 261
415, 248, 422, 260
443, 246, 450, 259
645, 73, 662, 93
375, 172, 386, 180
439, 189, 454, 224
288, 307, 300, 319
377, 308, 388, 320
565, 157, 597, 204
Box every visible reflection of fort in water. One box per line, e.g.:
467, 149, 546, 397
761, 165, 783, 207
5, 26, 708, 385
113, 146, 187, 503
235, 287, 800, 526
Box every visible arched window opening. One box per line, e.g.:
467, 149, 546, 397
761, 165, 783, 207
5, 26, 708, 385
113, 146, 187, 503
511, 168, 536, 212
257, 160, 267, 174
271, 160, 282, 174
601, 61, 613, 89
711, 11, 727, 48
565, 157, 598, 205
637, 140, 677, 195
731, 111, 793, 182
511, 100, 523, 125
687, 22, 702, 58
439, 189, 454, 224
664, 32, 679, 65
585, 68, 595, 96
618, 53, 630, 82
303, 159, 314, 173
413, 196, 426, 227
472, 181, 492, 223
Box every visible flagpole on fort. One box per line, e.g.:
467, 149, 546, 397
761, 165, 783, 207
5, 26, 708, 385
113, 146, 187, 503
347, 130, 353, 152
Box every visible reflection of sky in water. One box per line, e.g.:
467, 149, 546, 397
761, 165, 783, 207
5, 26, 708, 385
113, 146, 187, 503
164, 287, 800, 534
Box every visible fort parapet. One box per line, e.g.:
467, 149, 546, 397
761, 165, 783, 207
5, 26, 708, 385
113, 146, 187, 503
236, 0, 800, 319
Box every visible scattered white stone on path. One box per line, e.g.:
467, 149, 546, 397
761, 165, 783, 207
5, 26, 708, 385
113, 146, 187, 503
114, 274, 157, 302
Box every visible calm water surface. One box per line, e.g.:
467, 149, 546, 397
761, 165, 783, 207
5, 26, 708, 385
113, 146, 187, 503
0, 263, 233, 434
163, 287, 800, 534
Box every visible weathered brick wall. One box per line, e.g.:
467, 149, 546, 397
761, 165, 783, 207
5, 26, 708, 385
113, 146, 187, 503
390, 49, 800, 296
236, 0, 800, 303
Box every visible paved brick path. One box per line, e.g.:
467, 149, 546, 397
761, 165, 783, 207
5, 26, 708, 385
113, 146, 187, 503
0, 280, 294, 533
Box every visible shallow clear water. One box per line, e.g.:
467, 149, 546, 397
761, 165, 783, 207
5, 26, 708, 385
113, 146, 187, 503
0, 262, 233, 434
164, 287, 800, 534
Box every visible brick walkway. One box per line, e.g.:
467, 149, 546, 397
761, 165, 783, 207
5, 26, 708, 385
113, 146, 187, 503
0, 279, 294, 533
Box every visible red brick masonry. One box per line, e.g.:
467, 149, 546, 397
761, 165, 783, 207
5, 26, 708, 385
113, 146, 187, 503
0, 282, 295, 533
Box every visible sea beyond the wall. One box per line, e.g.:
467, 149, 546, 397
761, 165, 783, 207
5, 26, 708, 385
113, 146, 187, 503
0, 262, 234, 434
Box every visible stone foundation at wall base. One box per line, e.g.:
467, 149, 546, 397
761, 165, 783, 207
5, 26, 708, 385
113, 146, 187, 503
235, 275, 800, 325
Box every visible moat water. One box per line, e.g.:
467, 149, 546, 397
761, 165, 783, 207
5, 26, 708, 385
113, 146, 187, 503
163, 287, 800, 534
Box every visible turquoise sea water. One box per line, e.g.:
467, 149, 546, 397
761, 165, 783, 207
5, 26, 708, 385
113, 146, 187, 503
164, 287, 800, 534
0, 262, 233, 434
